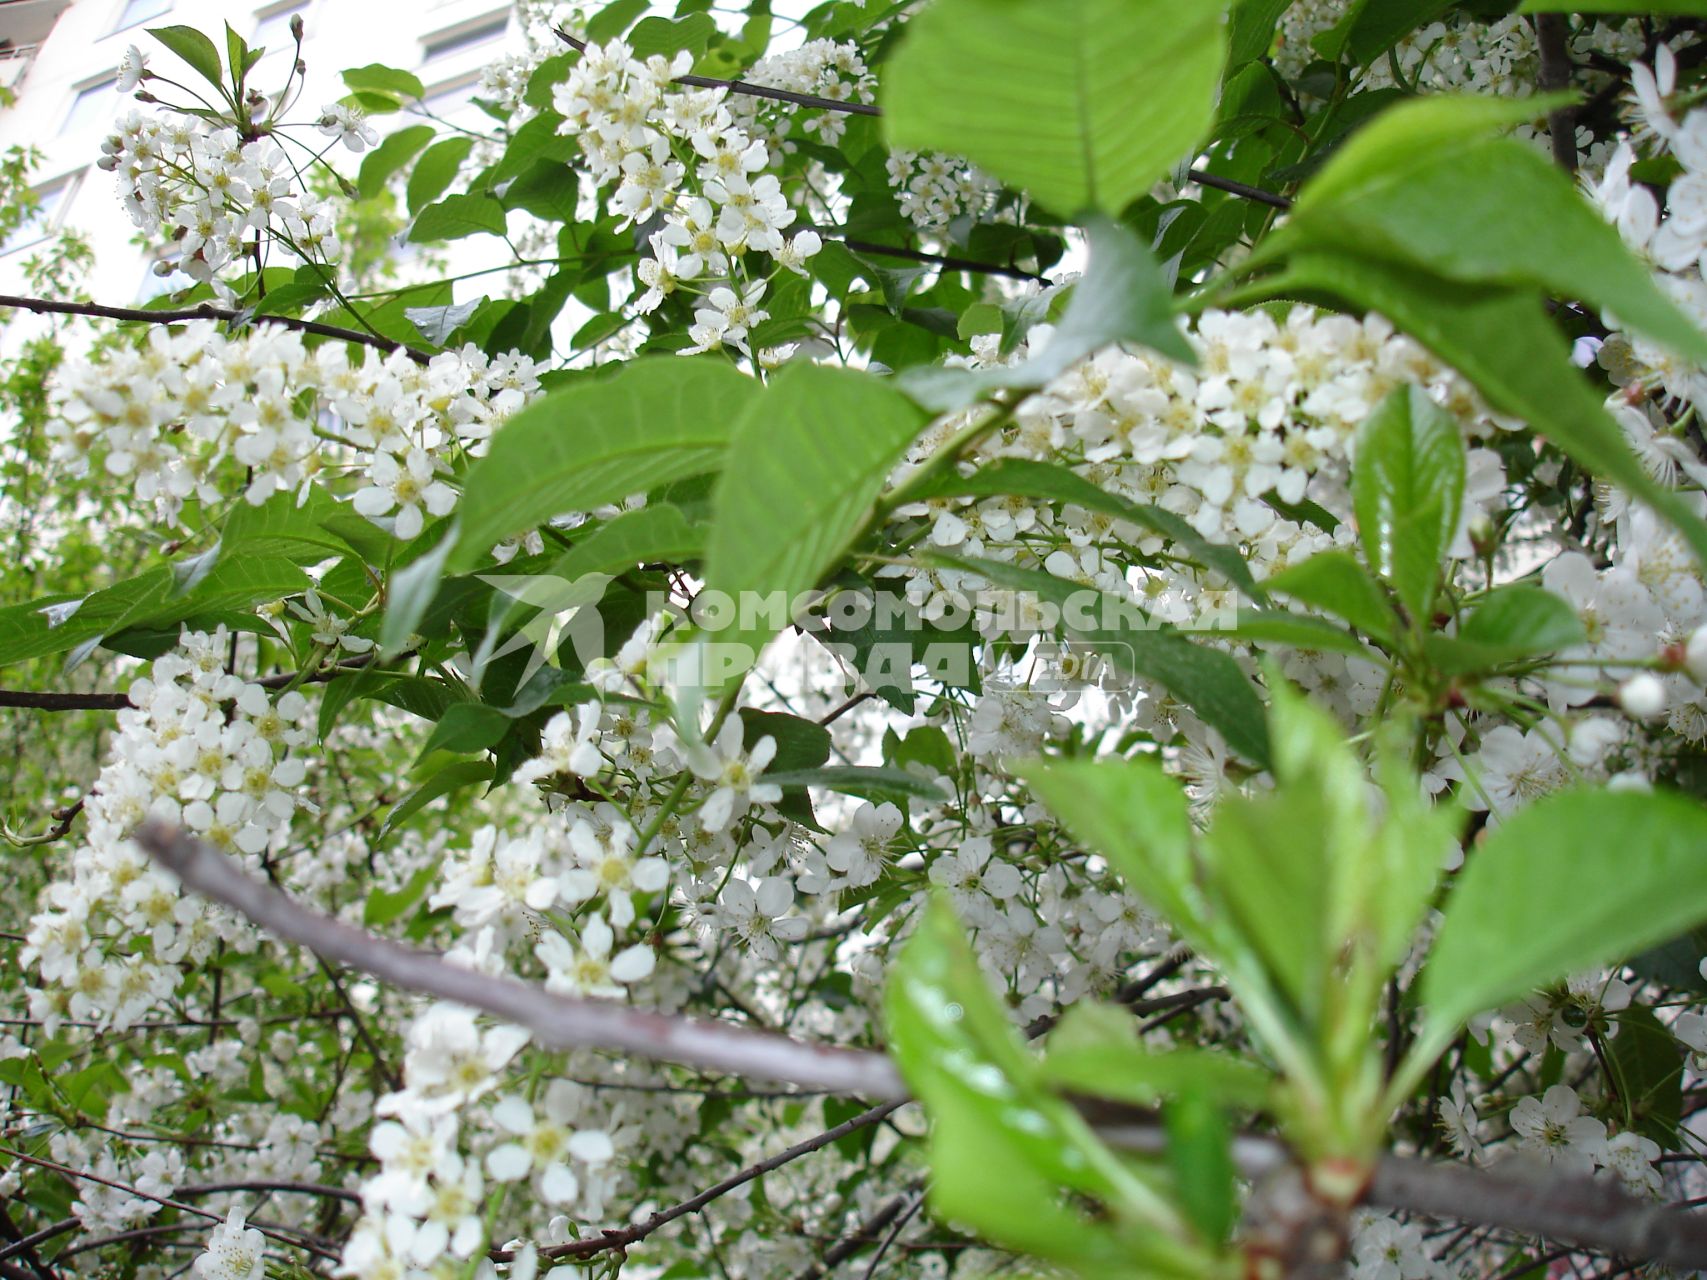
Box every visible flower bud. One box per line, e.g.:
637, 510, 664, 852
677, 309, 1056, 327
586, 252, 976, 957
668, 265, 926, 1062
1687, 626, 1707, 683
1619, 672, 1667, 719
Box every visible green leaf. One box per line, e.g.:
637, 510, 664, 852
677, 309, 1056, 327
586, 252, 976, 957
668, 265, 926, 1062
363, 856, 444, 925
738, 707, 831, 771
886, 899, 1187, 1265
1218, 610, 1369, 658
342, 63, 426, 104
1421, 787, 1707, 1047
1606, 1003, 1686, 1149
146, 25, 224, 88
901, 218, 1194, 411
379, 760, 495, 839
406, 137, 475, 215
1227, 0, 1292, 67
417, 702, 512, 758
1165, 1090, 1237, 1245
453, 358, 760, 571
1019, 756, 1220, 956
550, 503, 704, 581
1351, 386, 1465, 625
1262, 551, 1398, 645
358, 124, 435, 200
1277, 97, 1707, 365
627, 13, 716, 58
910, 456, 1260, 600
381, 525, 458, 658
1251, 249, 1707, 571
1425, 584, 1585, 674
1518, 0, 1707, 12
705, 364, 928, 676
937, 554, 1271, 765
586, 0, 652, 40
221, 487, 349, 562
882, 0, 1228, 217
409, 192, 507, 243
1041, 1004, 1272, 1109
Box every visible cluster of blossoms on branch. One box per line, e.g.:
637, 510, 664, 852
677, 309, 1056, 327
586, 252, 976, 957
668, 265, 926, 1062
11, 4, 1707, 1280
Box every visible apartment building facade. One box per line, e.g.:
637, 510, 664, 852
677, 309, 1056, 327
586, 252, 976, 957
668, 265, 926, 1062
0, 0, 530, 308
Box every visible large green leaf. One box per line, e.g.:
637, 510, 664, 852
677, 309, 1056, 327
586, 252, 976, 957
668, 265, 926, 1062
886, 899, 1189, 1268
146, 25, 224, 88
1424, 584, 1585, 674
1253, 249, 1707, 570
900, 217, 1194, 411
1351, 386, 1465, 626
704, 364, 928, 676
452, 359, 759, 571
1019, 756, 1221, 957
1421, 788, 1707, 1050
548, 503, 704, 582
936, 554, 1271, 765
1262, 551, 1399, 646
1518, 0, 1707, 11
881, 0, 1228, 217
1041, 1004, 1272, 1109
1277, 98, 1707, 364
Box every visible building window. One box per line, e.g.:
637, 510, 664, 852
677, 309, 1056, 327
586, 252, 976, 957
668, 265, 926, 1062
62, 76, 120, 134
421, 75, 480, 117
253, 1, 308, 53
421, 15, 507, 64
3, 177, 75, 256
111, 0, 172, 34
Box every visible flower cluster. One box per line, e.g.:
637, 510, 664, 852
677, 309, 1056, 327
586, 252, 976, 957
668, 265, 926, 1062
21, 627, 311, 1032
52, 321, 538, 531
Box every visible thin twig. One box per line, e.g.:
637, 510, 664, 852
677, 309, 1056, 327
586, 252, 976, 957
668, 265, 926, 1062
136, 822, 907, 1099
0, 294, 432, 364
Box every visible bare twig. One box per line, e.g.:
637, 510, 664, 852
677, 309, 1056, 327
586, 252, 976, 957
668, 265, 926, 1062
136, 822, 907, 1099
137, 824, 1707, 1272
0, 294, 432, 364
1535, 15, 1579, 173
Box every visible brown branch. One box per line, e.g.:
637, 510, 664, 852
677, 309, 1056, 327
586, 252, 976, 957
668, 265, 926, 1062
0, 294, 432, 365
492, 1099, 908, 1263
1535, 15, 1579, 174
136, 822, 907, 1099
136, 824, 1707, 1272
0, 654, 406, 715
0, 1148, 340, 1262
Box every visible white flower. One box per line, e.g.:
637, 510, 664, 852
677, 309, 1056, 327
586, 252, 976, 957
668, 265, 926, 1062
712, 877, 807, 962
536, 914, 656, 997
117, 46, 148, 94
823, 801, 902, 890
557, 818, 669, 928
485, 1080, 613, 1204
194, 1206, 264, 1280
353, 445, 458, 540
684, 719, 782, 832
929, 835, 1023, 924
1509, 1084, 1608, 1174
316, 103, 379, 152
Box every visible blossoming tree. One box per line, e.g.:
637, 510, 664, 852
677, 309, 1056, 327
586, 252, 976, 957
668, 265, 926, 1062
6, 0, 1707, 1277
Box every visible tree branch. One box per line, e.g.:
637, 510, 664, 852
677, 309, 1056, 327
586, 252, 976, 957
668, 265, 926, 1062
135, 821, 907, 1100
1535, 14, 1579, 173
0, 654, 407, 715
136, 824, 1707, 1271
0, 294, 433, 365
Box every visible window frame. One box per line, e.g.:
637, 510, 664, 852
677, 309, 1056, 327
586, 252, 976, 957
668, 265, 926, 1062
108, 0, 173, 36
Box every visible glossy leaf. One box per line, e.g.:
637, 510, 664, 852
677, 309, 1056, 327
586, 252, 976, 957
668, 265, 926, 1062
705, 364, 928, 677
1041, 1004, 1271, 1109
1422, 787, 1707, 1047
1262, 551, 1399, 646
1280, 97, 1707, 365
453, 359, 759, 571
882, 0, 1227, 217
1425, 584, 1586, 674
1252, 249, 1707, 570
146, 25, 224, 88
